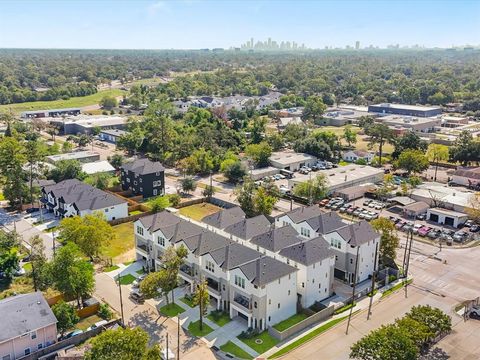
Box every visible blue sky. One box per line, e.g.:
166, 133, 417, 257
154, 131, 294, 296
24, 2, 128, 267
0, 0, 479, 49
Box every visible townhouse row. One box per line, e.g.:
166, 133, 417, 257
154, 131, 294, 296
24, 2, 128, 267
134, 205, 380, 330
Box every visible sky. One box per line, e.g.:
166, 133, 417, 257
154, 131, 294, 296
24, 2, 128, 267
0, 0, 479, 49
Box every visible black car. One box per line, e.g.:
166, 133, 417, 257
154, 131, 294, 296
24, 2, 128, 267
470, 225, 480, 233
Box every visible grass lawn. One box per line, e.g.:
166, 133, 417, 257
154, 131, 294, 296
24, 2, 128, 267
136, 268, 144, 275
0, 276, 59, 300
188, 320, 214, 337
104, 265, 119, 272
22, 262, 33, 272
207, 311, 231, 327
334, 302, 356, 315
0, 192, 4, 201
160, 303, 186, 317
103, 222, 134, 262
197, 182, 222, 192
0, 89, 126, 114
75, 314, 104, 331
118, 274, 136, 285
381, 279, 413, 299
239, 331, 279, 354
180, 296, 195, 308
220, 341, 253, 359
273, 313, 309, 332
129, 210, 143, 216
178, 203, 221, 221
268, 314, 351, 359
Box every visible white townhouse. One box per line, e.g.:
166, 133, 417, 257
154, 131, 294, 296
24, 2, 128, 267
40, 179, 128, 221
276, 206, 380, 285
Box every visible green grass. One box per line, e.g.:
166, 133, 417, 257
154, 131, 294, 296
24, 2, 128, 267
220, 341, 254, 359
338, 160, 349, 166
188, 320, 214, 337
268, 314, 351, 359
103, 222, 134, 263
207, 310, 231, 327
135, 268, 145, 275
160, 303, 186, 317
239, 331, 279, 354
129, 210, 143, 216
381, 279, 413, 299
0, 192, 4, 201
178, 203, 221, 221
104, 265, 119, 272
272, 313, 309, 332
22, 262, 32, 272
123, 260, 135, 266
75, 314, 104, 331
180, 296, 195, 308
118, 274, 136, 285
334, 302, 356, 315
0, 89, 126, 114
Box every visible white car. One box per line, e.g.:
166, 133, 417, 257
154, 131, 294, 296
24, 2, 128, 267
87, 320, 108, 331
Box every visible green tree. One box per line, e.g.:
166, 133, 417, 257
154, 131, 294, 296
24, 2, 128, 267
58, 213, 116, 261
342, 126, 357, 148
143, 98, 176, 162
192, 279, 210, 331
52, 301, 79, 337
0, 248, 19, 280
159, 245, 188, 304
26, 235, 49, 291
370, 218, 399, 261
148, 196, 170, 213
25, 138, 45, 204
221, 158, 247, 183
98, 303, 113, 320
293, 174, 328, 204
179, 176, 197, 195
108, 154, 124, 169
282, 123, 308, 143
449, 130, 480, 166
85, 327, 162, 360
394, 149, 429, 175
62, 140, 73, 153
84, 173, 114, 190
49, 160, 86, 182
140, 270, 171, 304
391, 131, 428, 159
426, 144, 449, 182
0, 136, 28, 206
249, 116, 268, 144
183, 148, 215, 175
365, 124, 394, 167
395, 317, 434, 349
235, 177, 278, 217
100, 96, 118, 110
302, 95, 326, 121
202, 185, 215, 199
245, 141, 272, 167
405, 305, 452, 337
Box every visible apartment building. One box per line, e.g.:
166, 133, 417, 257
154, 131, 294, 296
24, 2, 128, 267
276, 206, 380, 285
121, 158, 165, 199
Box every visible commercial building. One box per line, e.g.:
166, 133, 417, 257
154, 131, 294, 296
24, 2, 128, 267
81, 160, 116, 175
21, 108, 81, 119
249, 167, 280, 181
368, 103, 442, 118
342, 150, 375, 163
451, 167, 480, 187
46, 151, 100, 165
288, 164, 384, 194
375, 114, 441, 133
50, 115, 126, 135
410, 182, 475, 213
427, 207, 469, 228
320, 107, 370, 126
0, 292, 57, 360
99, 129, 128, 143
40, 179, 128, 221
121, 158, 165, 198
269, 151, 317, 171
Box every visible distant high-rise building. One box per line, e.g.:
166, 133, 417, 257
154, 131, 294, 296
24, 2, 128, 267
355, 41, 360, 50
251, 37, 254, 48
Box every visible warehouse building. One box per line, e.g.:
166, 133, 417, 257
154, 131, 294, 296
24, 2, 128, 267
368, 103, 442, 118
50, 115, 126, 135
21, 107, 81, 119
46, 151, 100, 164
269, 151, 317, 171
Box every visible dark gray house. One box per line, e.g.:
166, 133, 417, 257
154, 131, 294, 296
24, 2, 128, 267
121, 158, 165, 198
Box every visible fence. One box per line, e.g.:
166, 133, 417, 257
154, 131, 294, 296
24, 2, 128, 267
208, 196, 238, 209
108, 210, 154, 226
77, 303, 100, 319
268, 305, 335, 341
176, 197, 206, 208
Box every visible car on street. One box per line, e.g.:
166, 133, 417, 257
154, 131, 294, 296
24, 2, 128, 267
129, 288, 145, 304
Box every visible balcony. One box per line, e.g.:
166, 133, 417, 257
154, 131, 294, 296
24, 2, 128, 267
206, 277, 220, 295
233, 294, 251, 311
136, 242, 148, 254
180, 264, 194, 277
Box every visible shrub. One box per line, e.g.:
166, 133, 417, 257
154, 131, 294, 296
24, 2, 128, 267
388, 275, 397, 283
239, 327, 259, 339
168, 193, 181, 207
98, 303, 113, 320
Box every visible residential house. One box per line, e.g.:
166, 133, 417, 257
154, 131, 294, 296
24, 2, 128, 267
342, 150, 375, 164
0, 292, 57, 360
121, 158, 165, 198
40, 179, 128, 221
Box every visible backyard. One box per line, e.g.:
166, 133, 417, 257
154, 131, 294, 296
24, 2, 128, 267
178, 203, 221, 221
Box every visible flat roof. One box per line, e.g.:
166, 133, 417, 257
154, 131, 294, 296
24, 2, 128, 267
22, 107, 81, 115
370, 103, 441, 112
59, 115, 126, 128
100, 129, 127, 137
269, 151, 316, 166
377, 114, 441, 126
428, 207, 468, 218
46, 151, 100, 162
250, 166, 279, 176
82, 160, 115, 175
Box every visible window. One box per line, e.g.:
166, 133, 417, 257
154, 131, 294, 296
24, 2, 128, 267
254, 301, 257, 309
136, 226, 144, 236
153, 189, 158, 196
31, 331, 36, 339
222, 284, 226, 291
105, 208, 109, 212
302, 282, 305, 288
234, 275, 245, 288
153, 180, 162, 187
350, 258, 353, 264
277, 303, 280, 309
330, 238, 341, 249
134, 181, 137, 185
139, 178, 142, 183
127, 178, 130, 183
140, 187, 143, 192
24, 349, 31, 356
269, 299, 271, 305
268, 316, 271, 322
300, 227, 310, 237
158, 236, 165, 246
278, 279, 281, 284
37, 344, 43, 350
288, 290, 291, 295
206, 261, 215, 273
335, 255, 338, 261
312, 279, 315, 284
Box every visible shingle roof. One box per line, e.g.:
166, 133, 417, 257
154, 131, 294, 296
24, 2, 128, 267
237, 256, 297, 287
202, 206, 246, 229
181, 230, 231, 256
224, 215, 271, 240
42, 179, 126, 211
121, 158, 165, 175
279, 237, 333, 266
209, 243, 262, 271
306, 211, 347, 234
0, 292, 57, 342
250, 225, 302, 252
281, 205, 324, 224
335, 220, 379, 246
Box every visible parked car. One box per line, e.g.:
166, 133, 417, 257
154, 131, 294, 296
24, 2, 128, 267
353, 208, 363, 217
412, 224, 423, 235
464, 220, 475, 228
363, 199, 372, 206
427, 229, 441, 239
340, 204, 352, 213
347, 206, 358, 215
470, 224, 480, 233
65, 330, 83, 339
319, 199, 330, 207
401, 222, 414, 232
395, 221, 406, 230
359, 210, 370, 219
416, 213, 427, 221
418, 226, 432, 237
453, 231, 468, 242
132, 274, 147, 288
129, 289, 145, 304
87, 320, 108, 331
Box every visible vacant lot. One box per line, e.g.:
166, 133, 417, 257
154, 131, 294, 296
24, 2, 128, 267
178, 203, 221, 221
104, 222, 134, 263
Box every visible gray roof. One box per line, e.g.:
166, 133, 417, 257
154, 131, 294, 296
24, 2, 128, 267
335, 220, 379, 246
282, 205, 324, 224
42, 179, 126, 211
139, 211, 182, 232
0, 292, 57, 342
100, 129, 127, 137
279, 237, 333, 266
139, 212, 204, 242
237, 256, 297, 287
202, 206, 246, 229
122, 158, 165, 175
250, 225, 302, 252
181, 230, 231, 256
284, 207, 346, 234
209, 243, 262, 271
224, 215, 271, 240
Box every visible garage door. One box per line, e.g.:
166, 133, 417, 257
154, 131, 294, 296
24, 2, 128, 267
429, 213, 439, 223
238, 312, 248, 321
445, 217, 454, 227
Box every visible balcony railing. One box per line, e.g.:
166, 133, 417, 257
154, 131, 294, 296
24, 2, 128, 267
206, 277, 220, 294
233, 294, 251, 310
137, 243, 148, 253
180, 264, 194, 277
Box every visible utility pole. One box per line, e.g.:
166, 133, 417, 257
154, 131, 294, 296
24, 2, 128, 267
308, 171, 312, 206
401, 232, 409, 276
117, 274, 125, 327
346, 246, 360, 335
404, 230, 414, 298
52, 229, 56, 258
177, 315, 181, 360
166, 333, 169, 360
367, 242, 379, 320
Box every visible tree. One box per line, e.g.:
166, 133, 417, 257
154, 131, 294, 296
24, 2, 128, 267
249, 116, 267, 144
148, 196, 170, 213
25, 138, 45, 204
395, 317, 434, 349
449, 130, 480, 166
202, 185, 215, 199
302, 95, 326, 121
342, 126, 357, 148
100, 96, 118, 110
293, 174, 328, 203
26, 235, 49, 291
235, 177, 279, 217
394, 149, 429, 175
192, 279, 210, 331
46, 124, 59, 141
405, 305, 452, 337
426, 144, 449, 181
0, 136, 28, 206
84, 173, 114, 190
62, 140, 73, 153
391, 131, 428, 159
365, 124, 393, 167
370, 218, 399, 261
221, 158, 247, 183
294, 137, 332, 160
140, 270, 170, 303
49, 160, 86, 182
58, 213, 116, 261
98, 303, 113, 320
52, 301, 79, 337
282, 123, 308, 143
0, 248, 19, 280
350, 324, 418, 360
182, 148, 215, 175
108, 154, 124, 169
179, 176, 197, 195
85, 327, 162, 360
245, 141, 272, 167
159, 245, 188, 304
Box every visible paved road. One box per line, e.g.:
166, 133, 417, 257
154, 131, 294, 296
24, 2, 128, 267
284, 239, 480, 360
